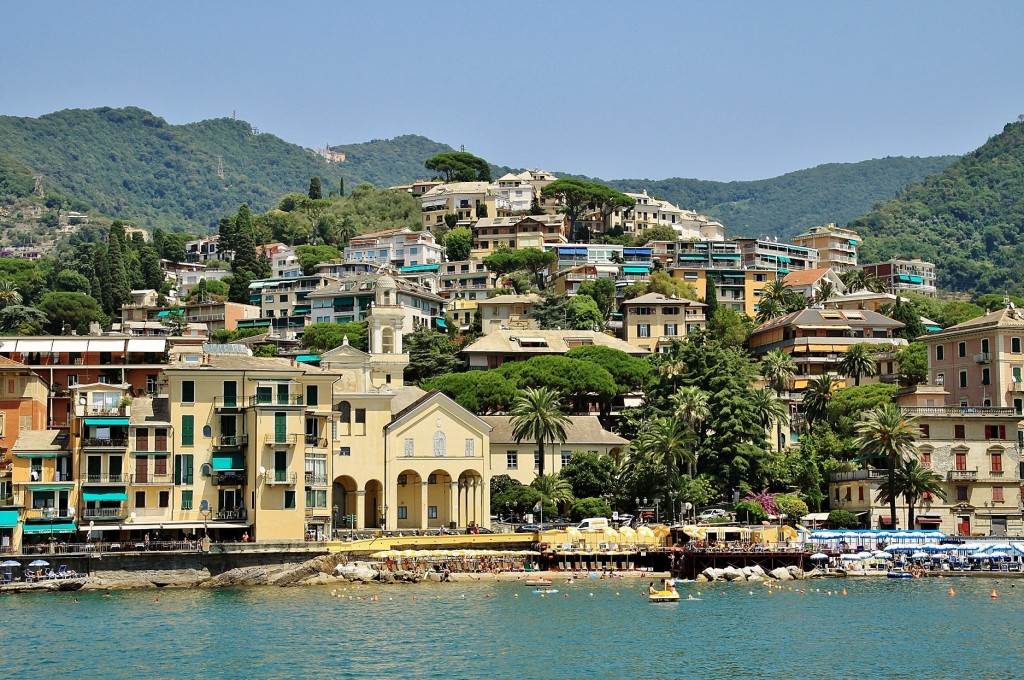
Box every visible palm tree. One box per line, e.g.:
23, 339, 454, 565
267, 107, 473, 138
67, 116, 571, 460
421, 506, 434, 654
840, 269, 867, 292
889, 459, 947, 527
761, 349, 797, 395
856, 403, 918, 532
814, 280, 838, 306
802, 374, 839, 426
634, 417, 695, 484
0, 281, 22, 310
750, 388, 789, 451
510, 386, 570, 478
755, 298, 785, 325
671, 386, 709, 475
838, 344, 877, 386
531, 473, 575, 515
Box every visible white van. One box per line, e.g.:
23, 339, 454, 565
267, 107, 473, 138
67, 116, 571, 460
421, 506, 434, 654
576, 517, 609, 531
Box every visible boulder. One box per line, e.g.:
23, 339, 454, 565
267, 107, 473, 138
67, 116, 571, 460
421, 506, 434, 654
746, 574, 764, 582
695, 574, 709, 583
787, 566, 805, 580
272, 553, 350, 587
338, 564, 378, 583
200, 566, 278, 588
747, 565, 766, 578
721, 567, 746, 582
769, 567, 792, 581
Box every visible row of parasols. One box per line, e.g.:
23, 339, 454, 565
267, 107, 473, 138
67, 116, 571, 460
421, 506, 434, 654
370, 549, 540, 560
560, 525, 672, 543
810, 543, 1024, 561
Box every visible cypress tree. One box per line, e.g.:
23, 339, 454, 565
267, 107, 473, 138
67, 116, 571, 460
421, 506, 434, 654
308, 177, 322, 200
704, 274, 719, 319
106, 221, 131, 314
92, 244, 112, 314
339, 177, 344, 197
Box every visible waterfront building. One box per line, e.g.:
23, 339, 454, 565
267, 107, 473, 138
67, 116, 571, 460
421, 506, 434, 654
747, 308, 906, 390
829, 385, 1022, 536
8, 429, 74, 552
860, 258, 937, 297
734, 238, 819, 272
619, 293, 706, 353
462, 329, 646, 369
121, 300, 262, 335
344, 228, 444, 269
792, 223, 861, 274
672, 240, 743, 268
670, 267, 778, 318
921, 304, 1024, 412
481, 415, 627, 486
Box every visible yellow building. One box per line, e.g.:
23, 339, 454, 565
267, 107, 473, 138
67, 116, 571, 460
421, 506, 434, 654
619, 292, 706, 353
670, 267, 777, 318
792, 223, 860, 274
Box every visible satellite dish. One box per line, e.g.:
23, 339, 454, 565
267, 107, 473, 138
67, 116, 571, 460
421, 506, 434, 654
199, 499, 211, 512
259, 466, 267, 476
130, 512, 137, 520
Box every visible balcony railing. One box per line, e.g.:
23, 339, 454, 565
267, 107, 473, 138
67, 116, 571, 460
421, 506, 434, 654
1011, 380, 1024, 393
25, 471, 72, 483
305, 507, 330, 517
213, 434, 249, 448
24, 507, 75, 520
83, 473, 129, 484
830, 469, 889, 483
214, 396, 243, 410
264, 434, 300, 446
902, 406, 1015, 417
250, 395, 304, 407
265, 471, 297, 485
973, 352, 992, 364
130, 473, 173, 485
215, 508, 247, 521
82, 504, 128, 518
305, 434, 328, 448
82, 438, 129, 449
213, 472, 246, 486
948, 470, 978, 481
305, 472, 328, 486
83, 405, 130, 417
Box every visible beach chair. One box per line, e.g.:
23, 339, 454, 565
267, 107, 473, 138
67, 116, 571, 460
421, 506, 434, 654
23, 570, 36, 582
56, 565, 75, 579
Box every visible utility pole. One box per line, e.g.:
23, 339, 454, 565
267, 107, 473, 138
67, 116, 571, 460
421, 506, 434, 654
216, 156, 224, 180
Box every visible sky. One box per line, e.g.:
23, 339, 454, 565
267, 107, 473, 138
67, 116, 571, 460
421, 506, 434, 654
3, 1, 1024, 181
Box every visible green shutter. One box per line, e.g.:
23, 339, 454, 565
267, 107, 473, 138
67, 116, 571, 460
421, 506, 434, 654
223, 381, 237, 408
256, 386, 272, 404
185, 454, 193, 484
274, 450, 287, 482
274, 412, 287, 443
182, 415, 194, 446
277, 384, 289, 405
181, 490, 193, 510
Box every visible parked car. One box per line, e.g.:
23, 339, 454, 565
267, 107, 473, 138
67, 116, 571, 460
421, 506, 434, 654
517, 524, 553, 533
697, 508, 730, 522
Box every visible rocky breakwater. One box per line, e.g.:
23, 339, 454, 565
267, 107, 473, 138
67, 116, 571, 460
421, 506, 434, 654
696, 565, 814, 583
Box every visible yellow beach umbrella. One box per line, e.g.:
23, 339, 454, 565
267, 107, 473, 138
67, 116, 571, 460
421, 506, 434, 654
603, 527, 620, 541
565, 527, 582, 541
637, 525, 655, 539
619, 526, 637, 540
652, 525, 672, 538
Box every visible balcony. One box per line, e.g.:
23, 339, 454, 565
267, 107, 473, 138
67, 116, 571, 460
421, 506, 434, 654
24, 507, 75, 520
830, 469, 889, 483
82, 504, 128, 519
215, 508, 247, 521
305, 507, 330, 518
265, 471, 297, 486
1011, 380, 1024, 393
214, 396, 244, 411
83, 473, 129, 484
973, 352, 992, 364
213, 472, 246, 486
305, 472, 328, 486
902, 406, 1015, 417
947, 470, 978, 481
264, 434, 300, 447
82, 405, 130, 417
250, 395, 304, 408
305, 434, 328, 449
130, 473, 173, 485
213, 434, 249, 448
82, 438, 129, 449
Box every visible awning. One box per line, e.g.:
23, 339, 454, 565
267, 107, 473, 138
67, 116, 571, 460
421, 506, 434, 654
848, 239, 858, 245
679, 254, 708, 260
0, 339, 17, 352
0, 510, 19, 528
801, 512, 831, 522
622, 266, 649, 274
878, 516, 899, 525
156, 310, 171, 317
917, 517, 942, 524
400, 264, 440, 272
88, 339, 126, 351
14, 451, 68, 458
127, 338, 166, 352
26, 484, 73, 491
85, 418, 129, 426
17, 339, 53, 352
435, 318, 447, 328
212, 454, 245, 471
295, 354, 319, 363
909, 276, 923, 283
291, 307, 311, 314
711, 254, 741, 259
237, 319, 272, 328
51, 339, 88, 352
22, 522, 77, 535
82, 490, 127, 502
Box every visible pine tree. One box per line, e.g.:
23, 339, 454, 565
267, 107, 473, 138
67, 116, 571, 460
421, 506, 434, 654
339, 177, 344, 197
92, 244, 112, 313
230, 204, 269, 278
308, 177, 322, 200
106, 221, 131, 314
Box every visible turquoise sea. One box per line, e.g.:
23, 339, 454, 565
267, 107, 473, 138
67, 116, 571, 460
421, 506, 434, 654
3, 577, 1021, 679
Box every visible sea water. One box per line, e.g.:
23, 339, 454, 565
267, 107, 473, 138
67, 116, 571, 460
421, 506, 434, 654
3, 577, 1020, 679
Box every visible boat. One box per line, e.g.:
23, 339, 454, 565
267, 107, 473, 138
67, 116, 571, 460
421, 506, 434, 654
649, 590, 680, 602
525, 578, 553, 587
886, 571, 914, 579
532, 588, 559, 594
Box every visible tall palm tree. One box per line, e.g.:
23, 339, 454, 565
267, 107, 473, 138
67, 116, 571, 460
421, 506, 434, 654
531, 473, 575, 514
634, 417, 695, 484
0, 281, 23, 310
761, 349, 797, 395
750, 388, 789, 451
887, 459, 947, 528
802, 374, 839, 426
510, 386, 570, 478
856, 403, 918, 531
838, 344, 877, 386
671, 386, 709, 475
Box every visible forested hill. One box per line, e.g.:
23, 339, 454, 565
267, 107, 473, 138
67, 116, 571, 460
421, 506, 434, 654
588, 156, 958, 241
0, 107, 348, 232
851, 120, 1024, 296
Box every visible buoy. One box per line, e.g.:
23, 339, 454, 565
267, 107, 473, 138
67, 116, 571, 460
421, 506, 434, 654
841, 589, 847, 596
513, 593, 518, 598
949, 587, 955, 597
991, 589, 998, 599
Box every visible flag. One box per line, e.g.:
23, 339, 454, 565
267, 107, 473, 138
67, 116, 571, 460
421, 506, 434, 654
532, 501, 542, 514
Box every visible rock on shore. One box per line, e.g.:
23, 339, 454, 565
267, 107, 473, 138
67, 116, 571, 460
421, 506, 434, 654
696, 565, 808, 583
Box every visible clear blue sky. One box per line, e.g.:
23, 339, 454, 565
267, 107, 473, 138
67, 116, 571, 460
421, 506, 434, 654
3, 1, 1024, 181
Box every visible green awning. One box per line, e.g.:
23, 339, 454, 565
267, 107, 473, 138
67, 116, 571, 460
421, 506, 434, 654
622, 266, 649, 274
435, 318, 447, 328
678, 254, 708, 260
85, 417, 129, 426
897, 275, 911, 282
291, 306, 311, 314
0, 510, 18, 528
22, 522, 77, 535
909, 276, 923, 283
82, 490, 127, 502
212, 454, 245, 471
156, 310, 171, 317
14, 452, 69, 458
295, 354, 319, 363
237, 319, 272, 328
712, 254, 741, 259
925, 325, 942, 332
777, 256, 791, 263
401, 264, 441, 272
848, 239, 858, 245
27, 484, 73, 491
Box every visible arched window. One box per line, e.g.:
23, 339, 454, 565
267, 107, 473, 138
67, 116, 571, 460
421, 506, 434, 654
338, 401, 351, 424
381, 327, 395, 354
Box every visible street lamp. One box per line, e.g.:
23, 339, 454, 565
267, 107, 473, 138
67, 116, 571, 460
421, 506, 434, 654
333, 505, 339, 539
669, 491, 678, 524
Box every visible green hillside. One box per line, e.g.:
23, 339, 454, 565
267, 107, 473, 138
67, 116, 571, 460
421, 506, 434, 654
592, 156, 958, 240
850, 120, 1024, 296
330, 135, 455, 187
0, 107, 350, 231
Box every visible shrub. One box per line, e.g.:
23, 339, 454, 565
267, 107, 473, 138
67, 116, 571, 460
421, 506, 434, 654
828, 509, 860, 529
734, 500, 768, 524
568, 497, 612, 522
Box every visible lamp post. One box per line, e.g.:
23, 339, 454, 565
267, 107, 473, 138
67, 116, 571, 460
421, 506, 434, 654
669, 491, 678, 524
333, 504, 339, 538
199, 506, 211, 538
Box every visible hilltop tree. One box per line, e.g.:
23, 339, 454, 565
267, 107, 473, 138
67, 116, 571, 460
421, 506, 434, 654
37, 292, 103, 334
300, 321, 368, 353
541, 178, 633, 243
424, 151, 492, 183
